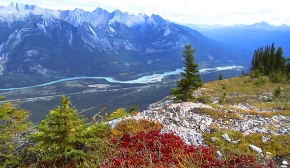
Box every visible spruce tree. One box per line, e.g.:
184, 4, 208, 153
0, 102, 32, 167
275, 47, 285, 73
29, 95, 88, 163
251, 49, 258, 70
219, 73, 223, 80
287, 58, 290, 78
263, 46, 270, 75
251, 43, 288, 82
269, 43, 276, 73
171, 44, 203, 102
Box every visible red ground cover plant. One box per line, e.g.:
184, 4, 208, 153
101, 130, 264, 168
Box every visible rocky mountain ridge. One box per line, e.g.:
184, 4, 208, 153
0, 2, 240, 87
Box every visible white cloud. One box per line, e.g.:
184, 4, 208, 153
0, 0, 289, 25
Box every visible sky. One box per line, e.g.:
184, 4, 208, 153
0, 0, 290, 26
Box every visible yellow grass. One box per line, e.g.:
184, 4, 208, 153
197, 75, 290, 116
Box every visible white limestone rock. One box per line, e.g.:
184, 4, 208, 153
231, 140, 242, 144
222, 133, 232, 142
249, 144, 263, 154
282, 161, 288, 165
211, 137, 219, 142
216, 151, 223, 159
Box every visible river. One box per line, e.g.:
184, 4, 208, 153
0, 65, 244, 91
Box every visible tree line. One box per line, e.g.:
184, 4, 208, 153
251, 43, 290, 82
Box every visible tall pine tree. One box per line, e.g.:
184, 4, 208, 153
171, 44, 203, 102
275, 47, 285, 73
269, 43, 276, 73
29, 95, 88, 163
251, 44, 287, 74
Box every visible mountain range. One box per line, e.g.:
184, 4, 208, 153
0, 2, 242, 87
1, 2, 289, 88
190, 22, 290, 60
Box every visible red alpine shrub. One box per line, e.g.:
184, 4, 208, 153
101, 130, 262, 167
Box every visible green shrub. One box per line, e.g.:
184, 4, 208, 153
129, 106, 139, 113
85, 122, 110, 139
269, 71, 285, 83
244, 79, 252, 83
0, 102, 32, 167
273, 87, 282, 99
254, 77, 266, 86
109, 119, 162, 138
222, 83, 227, 89
250, 70, 261, 78
0, 96, 6, 101
219, 92, 228, 105
106, 108, 128, 121
29, 95, 88, 165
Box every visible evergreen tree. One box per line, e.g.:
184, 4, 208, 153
250, 43, 288, 82
0, 102, 32, 167
219, 73, 223, 80
129, 106, 139, 113
275, 47, 286, 73
171, 44, 203, 102
0, 96, 6, 101
269, 43, 276, 73
29, 95, 88, 163
263, 45, 270, 75
251, 49, 257, 70
287, 58, 290, 79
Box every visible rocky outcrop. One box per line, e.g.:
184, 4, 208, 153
108, 96, 290, 147
105, 94, 290, 167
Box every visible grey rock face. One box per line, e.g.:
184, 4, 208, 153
109, 96, 290, 149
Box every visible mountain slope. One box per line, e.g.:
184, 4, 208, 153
0, 3, 241, 87
199, 22, 290, 60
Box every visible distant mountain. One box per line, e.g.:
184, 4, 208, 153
182, 24, 225, 31
0, 2, 241, 87
194, 22, 290, 60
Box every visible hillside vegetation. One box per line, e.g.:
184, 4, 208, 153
1, 44, 289, 167
197, 75, 290, 161
199, 75, 290, 115
0, 75, 289, 167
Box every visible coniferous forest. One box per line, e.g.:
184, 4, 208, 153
251, 43, 290, 82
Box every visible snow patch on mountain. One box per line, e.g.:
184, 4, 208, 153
109, 26, 116, 34
67, 30, 73, 45
88, 25, 97, 37
0, 2, 59, 22
110, 10, 144, 27
0, 43, 7, 75
25, 49, 39, 57
164, 27, 171, 36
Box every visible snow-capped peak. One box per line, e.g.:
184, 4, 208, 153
0, 2, 59, 22
0, 2, 168, 29
14, 2, 36, 11
109, 9, 147, 27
